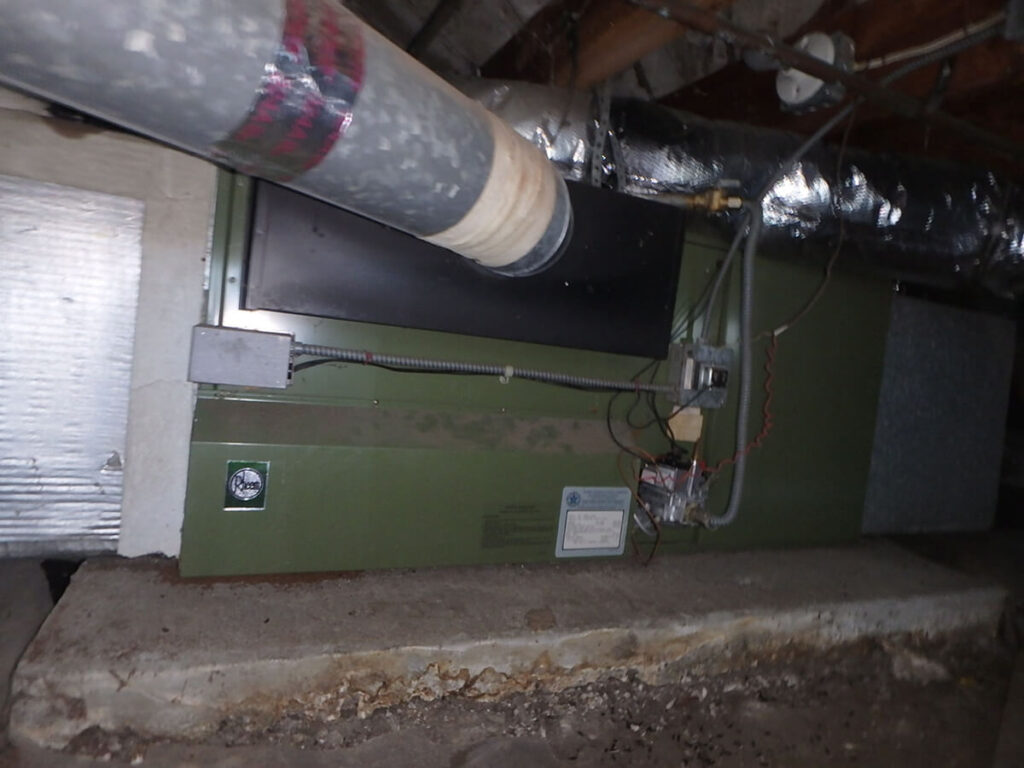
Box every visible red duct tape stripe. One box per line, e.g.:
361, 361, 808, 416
212, 0, 365, 181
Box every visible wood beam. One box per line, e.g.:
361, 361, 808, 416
482, 0, 588, 84
554, 2, 685, 88
643, 0, 1024, 162
406, 0, 469, 58
482, 0, 732, 89
847, 82, 1024, 173
656, 0, 1022, 166
818, 0, 1005, 61
662, 39, 1024, 128
659, 0, 1006, 115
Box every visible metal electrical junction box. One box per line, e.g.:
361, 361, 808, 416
668, 342, 734, 408
188, 325, 292, 389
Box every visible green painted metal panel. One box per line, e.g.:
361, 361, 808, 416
180, 173, 891, 576
181, 434, 623, 576
661, 224, 893, 553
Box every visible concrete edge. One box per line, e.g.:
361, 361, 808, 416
10, 585, 1007, 749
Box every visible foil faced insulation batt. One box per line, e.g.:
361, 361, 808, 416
0, 175, 143, 556
460, 79, 593, 183
473, 81, 1023, 294
0, 0, 570, 275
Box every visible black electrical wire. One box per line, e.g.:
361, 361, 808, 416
625, 390, 652, 430
300, 351, 687, 457
293, 343, 679, 394
613, 353, 709, 454
294, 356, 659, 393
672, 260, 719, 341
648, 390, 678, 448
625, 360, 662, 430
623, 289, 724, 452
605, 357, 664, 460
608, 384, 710, 460
649, 386, 709, 449
606, 390, 650, 460
630, 401, 671, 431
294, 357, 493, 375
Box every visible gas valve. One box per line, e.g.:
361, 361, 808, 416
634, 455, 710, 533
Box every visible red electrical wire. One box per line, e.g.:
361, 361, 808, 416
693, 110, 852, 480
618, 450, 661, 565
705, 332, 779, 475
623, 334, 778, 549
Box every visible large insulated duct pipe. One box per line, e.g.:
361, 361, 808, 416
470, 80, 1024, 294
0, 0, 571, 276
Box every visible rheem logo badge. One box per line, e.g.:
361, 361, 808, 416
224, 461, 270, 510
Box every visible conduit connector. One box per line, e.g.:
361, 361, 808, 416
661, 187, 744, 213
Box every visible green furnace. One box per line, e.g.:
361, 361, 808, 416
179, 173, 891, 577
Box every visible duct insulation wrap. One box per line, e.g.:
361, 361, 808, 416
460, 79, 593, 184
0, 1, 571, 276
469, 81, 1024, 294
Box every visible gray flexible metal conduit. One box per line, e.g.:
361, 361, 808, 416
706, 203, 762, 529
292, 343, 676, 394
699, 209, 751, 341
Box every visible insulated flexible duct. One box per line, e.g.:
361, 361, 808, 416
471, 80, 1024, 294
0, 0, 571, 276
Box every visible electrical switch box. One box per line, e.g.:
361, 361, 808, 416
668, 342, 734, 409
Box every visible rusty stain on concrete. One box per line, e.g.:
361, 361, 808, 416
525, 608, 557, 631
225, 611, 993, 723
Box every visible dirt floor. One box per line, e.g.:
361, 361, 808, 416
36, 632, 1015, 768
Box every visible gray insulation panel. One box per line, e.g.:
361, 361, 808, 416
0, 174, 143, 556
862, 295, 1015, 534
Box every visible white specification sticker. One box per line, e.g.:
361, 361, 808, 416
563, 509, 625, 550
556, 487, 631, 558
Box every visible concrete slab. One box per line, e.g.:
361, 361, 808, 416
9, 543, 1006, 750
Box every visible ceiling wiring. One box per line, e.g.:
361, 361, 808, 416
854, 12, 1007, 72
